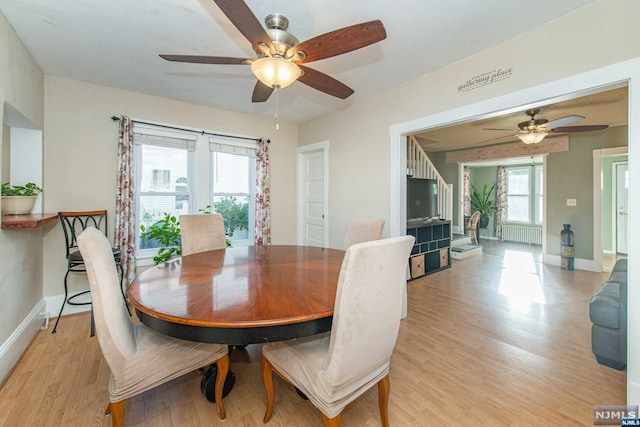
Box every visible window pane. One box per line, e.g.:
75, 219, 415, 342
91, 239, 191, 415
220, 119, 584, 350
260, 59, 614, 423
212, 152, 250, 193
139, 196, 189, 249
212, 195, 249, 242
507, 195, 529, 222
507, 169, 529, 194
140, 145, 189, 192
136, 140, 191, 254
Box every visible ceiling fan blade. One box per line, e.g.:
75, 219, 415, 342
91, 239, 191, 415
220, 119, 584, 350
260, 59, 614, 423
550, 125, 609, 133
298, 65, 354, 99
252, 81, 274, 103
546, 115, 585, 129
287, 20, 386, 63
160, 54, 251, 65
212, 0, 274, 53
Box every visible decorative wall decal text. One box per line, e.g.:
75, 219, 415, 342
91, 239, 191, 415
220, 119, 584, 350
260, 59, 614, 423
457, 67, 513, 93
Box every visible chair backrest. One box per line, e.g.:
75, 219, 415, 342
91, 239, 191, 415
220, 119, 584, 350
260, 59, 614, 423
342, 217, 385, 249
180, 213, 226, 256
58, 210, 109, 258
468, 211, 481, 231
323, 235, 414, 387
77, 227, 136, 374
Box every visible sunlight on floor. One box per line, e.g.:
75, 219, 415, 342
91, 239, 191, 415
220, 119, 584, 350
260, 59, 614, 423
498, 250, 546, 312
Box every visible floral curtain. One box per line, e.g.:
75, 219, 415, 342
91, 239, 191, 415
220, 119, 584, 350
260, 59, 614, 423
115, 116, 136, 285
496, 166, 507, 239
463, 166, 471, 217
255, 138, 271, 245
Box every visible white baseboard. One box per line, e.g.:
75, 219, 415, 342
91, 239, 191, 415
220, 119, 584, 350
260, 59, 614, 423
0, 299, 47, 384
543, 254, 601, 272
45, 293, 92, 319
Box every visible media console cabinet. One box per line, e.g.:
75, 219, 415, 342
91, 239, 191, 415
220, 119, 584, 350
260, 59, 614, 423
407, 219, 451, 279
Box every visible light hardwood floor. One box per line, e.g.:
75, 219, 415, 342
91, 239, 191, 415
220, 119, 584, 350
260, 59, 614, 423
0, 245, 625, 426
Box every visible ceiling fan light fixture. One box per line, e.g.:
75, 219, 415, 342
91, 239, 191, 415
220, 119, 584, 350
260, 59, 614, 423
516, 130, 549, 144
251, 57, 301, 89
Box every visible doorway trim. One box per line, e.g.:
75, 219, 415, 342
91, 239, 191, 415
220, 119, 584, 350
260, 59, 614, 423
613, 161, 629, 255
593, 146, 628, 271
297, 141, 330, 246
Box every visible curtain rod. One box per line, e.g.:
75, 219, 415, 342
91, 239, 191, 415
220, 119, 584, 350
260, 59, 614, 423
111, 116, 268, 143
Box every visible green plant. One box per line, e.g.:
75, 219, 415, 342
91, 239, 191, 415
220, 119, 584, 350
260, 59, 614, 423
200, 196, 248, 244
1, 182, 43, 196
140, 212, 181, 264
470, 183, 497, 218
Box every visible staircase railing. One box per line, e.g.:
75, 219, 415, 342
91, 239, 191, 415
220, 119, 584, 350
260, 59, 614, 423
406, 135, 453, 221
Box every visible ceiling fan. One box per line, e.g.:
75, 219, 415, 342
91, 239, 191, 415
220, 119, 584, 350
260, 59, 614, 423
159, 0, 387, 103
485, 108, 609, 144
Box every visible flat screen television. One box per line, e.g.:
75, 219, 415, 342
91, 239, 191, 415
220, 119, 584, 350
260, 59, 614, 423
407, 177, 439, 220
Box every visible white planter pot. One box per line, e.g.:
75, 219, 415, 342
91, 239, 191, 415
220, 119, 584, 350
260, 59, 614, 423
1, 195, 38, 215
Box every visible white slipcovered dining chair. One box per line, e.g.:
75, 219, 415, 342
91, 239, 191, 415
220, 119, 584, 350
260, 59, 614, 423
180, 213, 227, 256
342, 217, 385, 249
261, 235, 415, 427
77, 228, 230, 426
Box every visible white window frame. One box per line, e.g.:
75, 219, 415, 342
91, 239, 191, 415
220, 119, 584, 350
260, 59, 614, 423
534, 165, 544, 225
506, 165, 544, 226
134, 123, 196, 259
209, 136, 257, 246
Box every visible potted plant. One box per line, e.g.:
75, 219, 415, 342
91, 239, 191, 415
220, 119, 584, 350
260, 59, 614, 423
1, 182, 43, 215
139, 212, 182, 265
470, 183, 497, 229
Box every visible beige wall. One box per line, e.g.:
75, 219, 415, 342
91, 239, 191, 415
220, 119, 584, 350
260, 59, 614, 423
42, 76, 298, 297
0, 11, 45, 345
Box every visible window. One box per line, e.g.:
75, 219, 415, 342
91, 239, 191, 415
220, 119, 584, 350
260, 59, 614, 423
134, 125, 196, 257
506, 165, 543, 225
210, 138, 256, 245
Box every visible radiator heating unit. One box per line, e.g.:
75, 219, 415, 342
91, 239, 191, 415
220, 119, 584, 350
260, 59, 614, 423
501, 225, 542, 245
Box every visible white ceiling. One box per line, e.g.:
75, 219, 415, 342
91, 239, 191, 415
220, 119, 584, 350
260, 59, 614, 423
0, 0, 599, 124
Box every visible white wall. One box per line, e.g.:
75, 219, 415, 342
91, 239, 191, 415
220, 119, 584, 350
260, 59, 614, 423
297, 0, 640, 404
0, 9, 46, 383
42, 76, 299, 299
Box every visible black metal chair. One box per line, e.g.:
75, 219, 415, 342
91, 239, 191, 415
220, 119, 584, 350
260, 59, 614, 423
52, 210, 125, 335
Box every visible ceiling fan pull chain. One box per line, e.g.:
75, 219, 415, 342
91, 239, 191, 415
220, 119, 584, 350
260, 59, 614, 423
274, 87, 280, 130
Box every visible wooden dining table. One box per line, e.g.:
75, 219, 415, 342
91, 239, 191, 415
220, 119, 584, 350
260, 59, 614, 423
128, 245, 346, 346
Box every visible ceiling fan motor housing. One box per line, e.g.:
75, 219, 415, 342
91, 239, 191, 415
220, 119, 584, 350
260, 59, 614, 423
259, 14, 300, 57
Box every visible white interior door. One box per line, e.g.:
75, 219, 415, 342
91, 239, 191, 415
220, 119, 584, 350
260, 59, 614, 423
298, 143, 328, 247
615, 162, 629, 254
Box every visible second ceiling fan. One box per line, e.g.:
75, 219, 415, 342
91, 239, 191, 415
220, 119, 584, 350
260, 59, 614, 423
485, 108, 609, 144
160, 0, 387, 103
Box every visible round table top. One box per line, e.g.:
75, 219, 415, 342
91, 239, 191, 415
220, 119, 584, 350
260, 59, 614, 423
128, 245, 345, 343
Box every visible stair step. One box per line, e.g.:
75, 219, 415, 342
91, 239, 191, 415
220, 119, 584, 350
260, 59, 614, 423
451, 234, 473, 247
451, 244, 482, 260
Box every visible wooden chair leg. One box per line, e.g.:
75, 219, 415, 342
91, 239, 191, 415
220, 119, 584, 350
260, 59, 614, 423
322, 413, 342, 427
215, 354, 229, 420
377, 375, 390, 427
105, 400, 126, 427
261, 356, 275, 423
